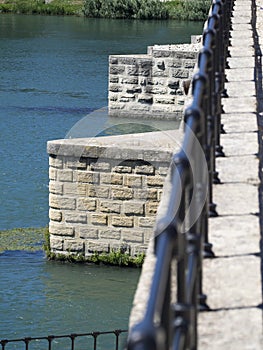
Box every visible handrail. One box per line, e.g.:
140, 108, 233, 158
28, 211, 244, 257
127, 1, 233, 349
0, 329, 127, 350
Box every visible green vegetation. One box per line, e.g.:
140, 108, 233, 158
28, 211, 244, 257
84, 0, 210, 21
44, 229, 144, 266
0, 0, 211, 21
0, 0, 84, 16
83, 0, 168, 20
165, 0, 211, 21
0, 226, 144, 267
0, 227, 46, 252
47, 247, 145, 267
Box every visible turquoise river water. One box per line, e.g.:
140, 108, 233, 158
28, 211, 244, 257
0, 13, 203, 347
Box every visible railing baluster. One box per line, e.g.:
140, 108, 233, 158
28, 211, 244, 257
128, 1, 232, 349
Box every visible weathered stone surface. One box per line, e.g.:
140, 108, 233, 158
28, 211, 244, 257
49, 195, 76, 210
129, 3, 263, 350
111, 216, 133, 227
108, 43, 200, 119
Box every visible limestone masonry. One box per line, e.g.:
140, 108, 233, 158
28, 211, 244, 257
108, 41, 201, 119
47, 38, 201, 258
47, 130, 182, 258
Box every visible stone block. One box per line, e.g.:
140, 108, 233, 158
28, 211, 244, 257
109, 76, 119, 83
121, 77, 139, 84
63, 182, 78, 195
134, 189, 158, 200
147, 176, 165, 187
111, 188, 133, 200
122, 230, 144, 243
99, 228, 121, 240
49, 167, 57, 180
137, 94, 153, 103
66, 158, 86, 169
99, 200, 121, 213
166, 59, 182, 68
77, 198, 97, 211
138, 217, 156, 228
64, 240, 84, 253
49, 209, 62, 222
49, 223, 74, 236
49, 236, 63, 250
126, 86, 141, 94
171, 69, 189, 79
130, 244, 148, 256
90, 214, 108, 226
168, 78, 180, 90
154, 96, 175, 105
109, 84, 123, 92
77, 227, 98, 239
109, 92, 118, 101
86, 241, 109, 254
120, 94, 136, 102
135, 165, 155, 175
139, 68, 151, 77
49, 156, 63, 168
111, 216, 134, 227
100, 173, 123, 185
126, 67, 139, 76
145, 202, 159, 216
77, 171, 99, 184
109, 56, 118, 64
152, 67, 169, 77
90, 161, 111, 171
110, 66, 125, 75
124, 175, 142, 188
146, 86, 167, 95
57, 169, 73, 182
49, 181, 63, 195
113, 165, 132, 173
49, 194, 76, 210
65, 213, 87, 224
123, 202, 144, 215
88, 185, 110, 198
183, 59, 196, 69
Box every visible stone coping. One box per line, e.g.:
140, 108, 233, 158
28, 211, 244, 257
47, 129, 183, 162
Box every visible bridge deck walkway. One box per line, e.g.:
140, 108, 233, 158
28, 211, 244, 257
198, 0, 263, 348
128, 0, 263, 348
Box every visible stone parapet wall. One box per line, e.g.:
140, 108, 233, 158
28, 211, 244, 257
108, 42, 201, 120
47, 130, 182, 258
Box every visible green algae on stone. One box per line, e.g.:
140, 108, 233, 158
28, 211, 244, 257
0, 227, 46, 253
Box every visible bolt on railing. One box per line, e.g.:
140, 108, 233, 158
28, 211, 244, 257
127, 1, 233, 349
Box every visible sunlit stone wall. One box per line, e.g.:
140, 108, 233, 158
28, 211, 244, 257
108, 41, 201, 120
47, 130, 181, 258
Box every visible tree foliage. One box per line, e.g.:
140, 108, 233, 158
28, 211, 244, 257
83, 0, 169, 19
165, 0, 211, 21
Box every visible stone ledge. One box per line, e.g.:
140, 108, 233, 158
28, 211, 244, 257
47, 129, 183, 161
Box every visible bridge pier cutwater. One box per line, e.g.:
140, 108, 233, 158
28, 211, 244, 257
128, 0, 263, 349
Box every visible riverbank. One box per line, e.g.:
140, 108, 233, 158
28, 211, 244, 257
0, 0, 210, 20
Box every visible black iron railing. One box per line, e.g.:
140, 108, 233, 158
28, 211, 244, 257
127, 1, 233, 349
0, 329, 127, 350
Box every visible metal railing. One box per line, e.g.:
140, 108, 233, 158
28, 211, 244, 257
0, 329, 127, 350
127, 1, 233, 349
